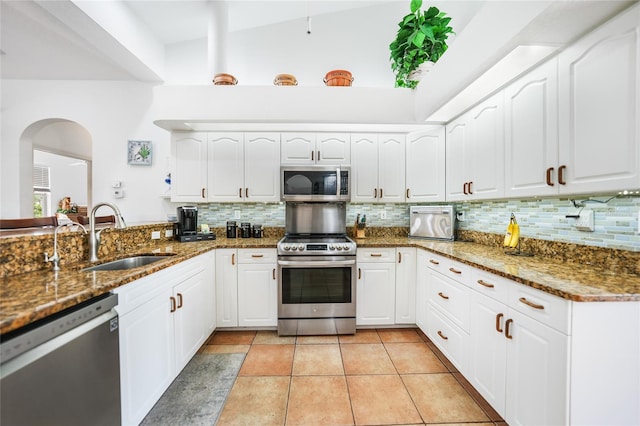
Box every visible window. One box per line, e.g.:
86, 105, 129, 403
33, 164, 51, 217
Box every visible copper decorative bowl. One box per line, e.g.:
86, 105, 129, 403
274, 73, 298, 86
324, 69, 353, 86
213, 73, 238, 85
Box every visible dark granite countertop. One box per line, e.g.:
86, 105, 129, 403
2, 236, 638, 335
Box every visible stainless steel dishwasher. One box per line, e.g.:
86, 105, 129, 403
1, 293, 121, 425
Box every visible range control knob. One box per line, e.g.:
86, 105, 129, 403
283, 245, 291, 251
298, 244, 305, 251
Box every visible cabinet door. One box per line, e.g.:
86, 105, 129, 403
207, 133, 244, 202
173, 271, 208, 372
378, 134, 406, 202
469, 291, 508, 417
468, 92, 505, 200
119, 289, 175, 426
351, 134, 379, 202
505, 58, 559, 198
244, 133, 280, 202
558, 6, 640, 195
171, 132, 208, 202
505, 309, 569, 426
445, 117, 471, 201
395, 247, 416, 324
406, 127, 446, 202
281, 133, 315, 164
356, 262, 395, 325
316, 133, 350, 165
203, 251, 216, 334
238, 263, 277, 327
415, 250, 429, 333
215, 249, 238, 327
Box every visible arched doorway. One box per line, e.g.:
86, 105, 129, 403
20, 119, 92, 218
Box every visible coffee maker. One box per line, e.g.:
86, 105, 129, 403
175, 206, 198, 241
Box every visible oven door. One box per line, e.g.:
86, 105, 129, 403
278, 256, 356, 319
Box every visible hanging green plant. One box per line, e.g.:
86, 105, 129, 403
389, 0, 454, 88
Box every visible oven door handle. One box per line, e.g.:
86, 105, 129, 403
277, 259, 356, 267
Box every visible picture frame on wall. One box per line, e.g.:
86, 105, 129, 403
127, 140, 152, 166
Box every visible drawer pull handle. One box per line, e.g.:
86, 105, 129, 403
379, 188, 383, 198
177, 293, 183, 309
358, 268, 362, 279
272, 268, 276, 280
519, 297, 544, 310
437, 330, 448, 340
496, 313, 504, 333
251, 254, 264, 258
558, 165, 567, 185
232, 253, 235, 265
546, 167, 555, 186
477, 279, 495, 288
398, 252, 402, 263
170, 296, 177, 313
245, 187, 249, 198
370, 253, 383, 257
449, 267, 462, 274
317, 150, 320, 161
406, 188, 410, 199
374, 188, 377, 198
468, 181, 473, 194
438, 292, 449, 300
505, 318, 513, 339
201, 188, 206, 199
239, 187, 243, 198
429, 259, 440, 265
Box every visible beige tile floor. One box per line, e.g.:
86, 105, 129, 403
202, 328, 506, 426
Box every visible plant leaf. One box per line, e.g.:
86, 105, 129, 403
424, 6, 439, 19
411, 30, 426, 48
410, 0, 422, 14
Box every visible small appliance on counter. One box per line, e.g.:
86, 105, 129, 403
226, 221, 237, 238
174, 206, 215, 242
409, 205, 455, 241
252, 224, 264, 238
240, 222, 252, 238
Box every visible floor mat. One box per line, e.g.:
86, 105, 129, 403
140, 353, 245, 426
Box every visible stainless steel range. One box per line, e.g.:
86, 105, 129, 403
277, 202, 357, 336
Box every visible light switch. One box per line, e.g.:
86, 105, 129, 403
112, 181, 122, 188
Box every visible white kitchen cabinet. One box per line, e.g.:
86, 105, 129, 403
351, 133, 405, 202
446, 92, 505, 201
208, 132, 280, 202
415, 250, 429, 333
395, 247, 416, 324
405, 127, 446, 202
504, 58, 560, 198
115, 253, 214, 426
356, 248, 396, 326
170, 132, 208, 202
237, 249, 278, 327
281, 133, 350, 165
558, 4, 640, 195
468, 269, 570, 425
216, 248, 238, 327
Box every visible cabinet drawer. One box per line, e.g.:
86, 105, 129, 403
427, 271, 470, 332
471, 269, 510, 304
422, 251, 447, 272
424, 252, 471, 284
427, 302, 469, 374
508, 283, 571, 334
237, 248, 277, 264
357, 247, 396, 263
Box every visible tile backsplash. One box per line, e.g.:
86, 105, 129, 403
197, 194, 640, 252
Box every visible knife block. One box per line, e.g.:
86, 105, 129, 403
353, 219, 366, 239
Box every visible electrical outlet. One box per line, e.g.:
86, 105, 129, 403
457, 211, 465, 222
234, 210, 241, 219
380, 210, 387, 220
151, 231, 161, 240
165, 229, 173, 238
574, 210, 594, 232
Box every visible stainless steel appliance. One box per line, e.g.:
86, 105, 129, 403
277, 202, 357, 335
409, 205, 456, 240
0, 293, 121, 426
281, 165, 350, 201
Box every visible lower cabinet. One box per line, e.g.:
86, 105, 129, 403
356, 248, 396, 326
115, 252, 215, 426
216, 248, 277, 328
395, 247, 416, 324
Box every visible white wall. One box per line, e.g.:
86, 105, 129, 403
1, 80, 172, 222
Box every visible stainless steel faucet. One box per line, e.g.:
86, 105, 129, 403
88, 202, 127, 262
45, 222, 88, 271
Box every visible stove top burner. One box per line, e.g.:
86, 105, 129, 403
277, 235, 357, 256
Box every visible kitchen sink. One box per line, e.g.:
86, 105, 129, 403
82, 254, 175, 272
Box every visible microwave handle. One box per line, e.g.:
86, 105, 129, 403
336, 166, 341, 197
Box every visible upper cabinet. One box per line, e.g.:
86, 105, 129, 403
446, 92, 505, 201
171, 132, 280, 203
351, 133, 406, 203
557, 4, 640, 195
281, 133, 350, 165
406, 127, 446, 202
504, 58, 559, 198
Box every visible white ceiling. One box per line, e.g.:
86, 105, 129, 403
0, 0, 637, 90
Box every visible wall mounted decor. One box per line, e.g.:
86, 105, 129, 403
127, 140, 152, 165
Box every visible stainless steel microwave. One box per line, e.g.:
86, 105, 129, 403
281, 165, 350, 201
